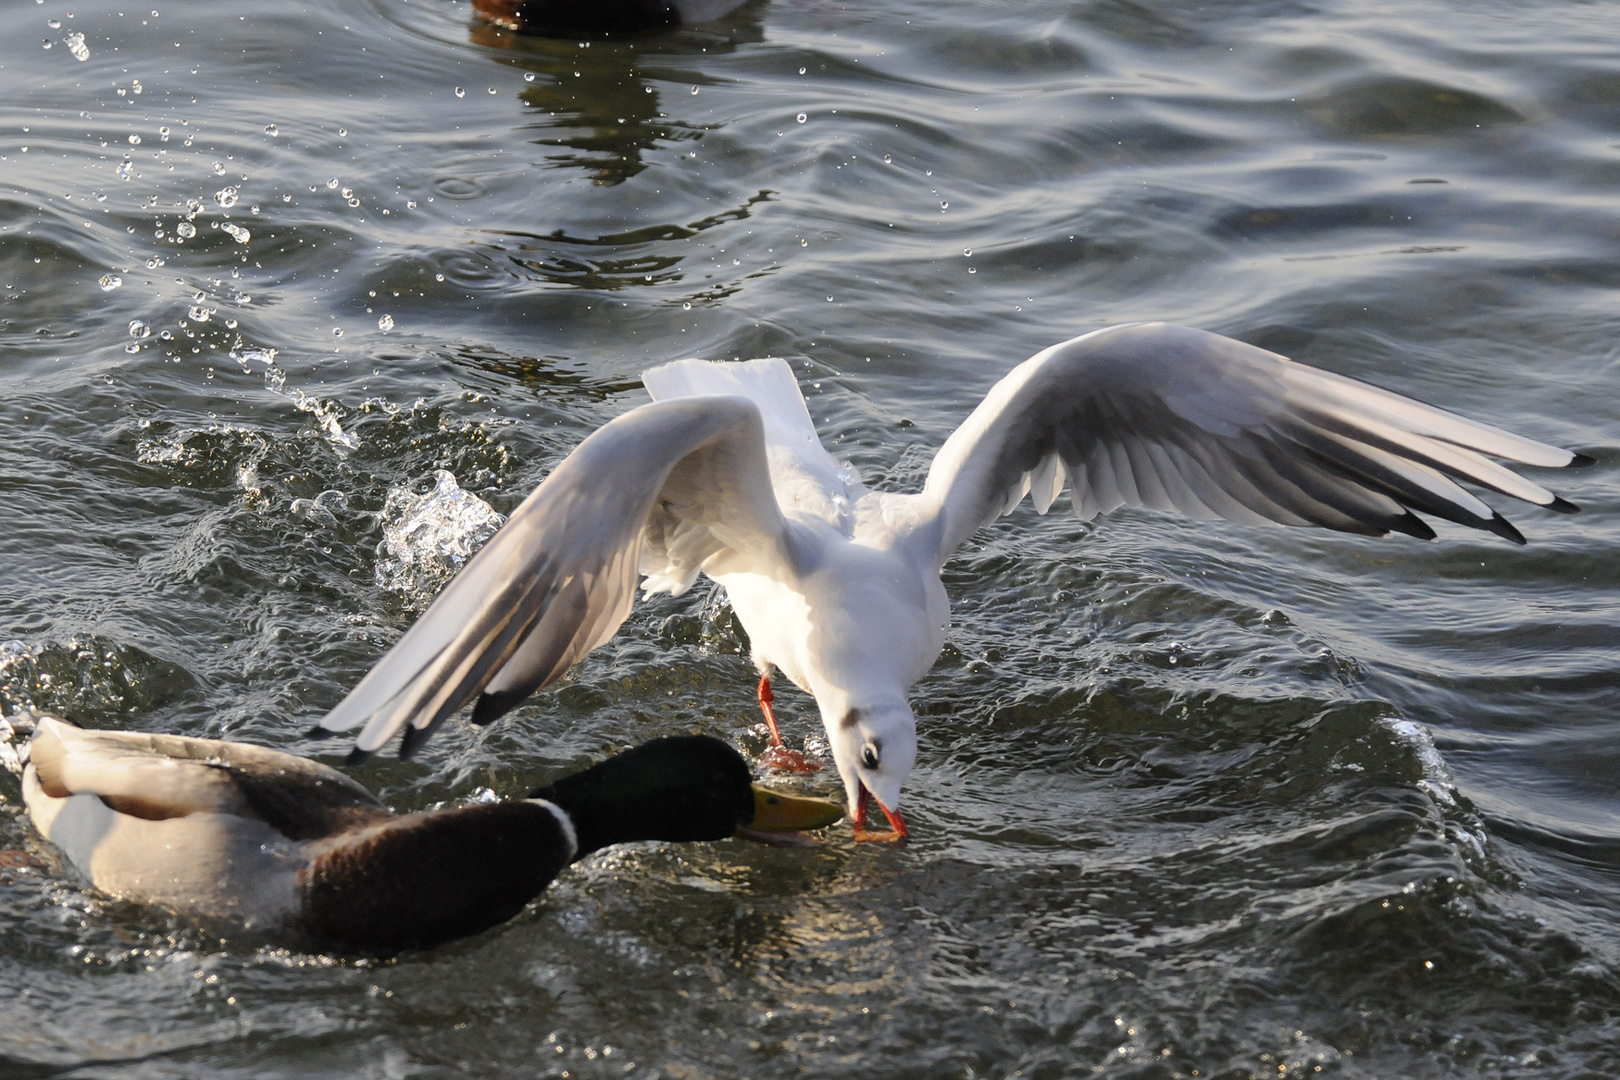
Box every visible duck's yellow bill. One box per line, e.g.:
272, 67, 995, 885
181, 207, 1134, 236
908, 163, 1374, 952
747, 784, 845, 831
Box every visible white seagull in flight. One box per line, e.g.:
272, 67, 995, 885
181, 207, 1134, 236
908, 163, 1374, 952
318, 323, 1588, 841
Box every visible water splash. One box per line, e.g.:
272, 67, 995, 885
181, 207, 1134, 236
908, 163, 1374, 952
1380, 717, 1457, 807
374, 470, 505, 607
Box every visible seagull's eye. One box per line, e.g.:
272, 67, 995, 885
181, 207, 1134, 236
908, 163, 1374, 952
861, 744, 880, 769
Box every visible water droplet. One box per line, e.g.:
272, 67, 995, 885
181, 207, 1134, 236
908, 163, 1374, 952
215, 186, 239, 208
128, 319, 151, 338
406, 200, 417, 209
46, 18, 61, 28
282, 194, 291, 202
158, 125, 170, 141
800, 238, 808, 246
524, 72, 536, 82
332, 327, 343, 337
378, 314, 394, 331
827, 295, 834, 302
212, 161, 226, 175
682, 302, 692, 310
338, 128, 347, 136
963, 248, 972, 256
968, 267, 976, 274
222, 223, 250, 243
454, 86, 465, 98
132, 80, 141, 94
98, 274, 122, 291
125, 343, 140, 354
435, 273, 445, 282
346, 197, 359, 207
41, 39, 51, 49
94, 192, 106, 202
796, 112, 807, 123
264, 123, 278, 136
940, 201, 949, 210
883, 154, 892, 164
488, 87, 497, 95
798, 67, 806, 75
177, 221, 195, 238
187, 305, 210, 322
115, 159, 133, 180
326, 178, 339, 189
225, 319, 237, 329
64, 31, 88, 60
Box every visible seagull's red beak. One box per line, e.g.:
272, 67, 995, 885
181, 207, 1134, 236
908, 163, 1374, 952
854, 781, 909, 843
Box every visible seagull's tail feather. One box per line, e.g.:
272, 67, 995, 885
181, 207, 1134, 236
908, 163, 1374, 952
645, 358, 823, 464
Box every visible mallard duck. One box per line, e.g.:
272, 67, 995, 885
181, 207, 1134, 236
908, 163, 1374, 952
313, 323, 1589, 842
16, 715, 841, 953
471, 0, 749, 36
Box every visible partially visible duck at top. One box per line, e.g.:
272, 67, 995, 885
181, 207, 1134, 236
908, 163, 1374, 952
13, 715, 841, 954
472, 0, 750, 36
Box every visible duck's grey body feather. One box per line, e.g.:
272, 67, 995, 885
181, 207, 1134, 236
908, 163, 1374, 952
21, 717, 574, 950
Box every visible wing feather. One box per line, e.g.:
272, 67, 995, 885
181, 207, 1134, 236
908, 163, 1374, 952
26, 717, 384, 841
911, 323, 1583, 562
321, 397, 794, 759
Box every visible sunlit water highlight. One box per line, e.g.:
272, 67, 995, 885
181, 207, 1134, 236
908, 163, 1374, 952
2, 0, 1619, 1077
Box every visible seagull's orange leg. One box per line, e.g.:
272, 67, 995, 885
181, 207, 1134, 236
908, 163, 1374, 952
757, 672, 820, 773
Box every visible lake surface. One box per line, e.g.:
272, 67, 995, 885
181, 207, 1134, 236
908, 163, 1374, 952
2, 0, 1619, 1076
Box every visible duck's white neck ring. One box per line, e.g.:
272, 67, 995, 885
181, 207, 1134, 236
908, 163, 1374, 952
527, 798, 579, 863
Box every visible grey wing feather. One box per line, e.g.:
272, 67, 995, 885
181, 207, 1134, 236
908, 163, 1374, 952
318, 396, 793, 758
915, 322, 1585, 563
26, 717, 385, 841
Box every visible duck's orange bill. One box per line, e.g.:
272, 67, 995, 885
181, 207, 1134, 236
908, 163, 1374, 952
747, 784, 845, 831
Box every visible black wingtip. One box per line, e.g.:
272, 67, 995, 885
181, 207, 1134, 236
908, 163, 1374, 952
1388, 511, 1438, 542
345, 746, 374, 768
1485, 511, 1527, 546
1568, 452, 1598, 469
1547, 495, 1581, 515
471, 691, 520, 728
399, 725, 427, 761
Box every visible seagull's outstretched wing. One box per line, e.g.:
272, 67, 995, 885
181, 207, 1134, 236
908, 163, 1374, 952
913, 323, 1588, 565
319, 396, 795, 759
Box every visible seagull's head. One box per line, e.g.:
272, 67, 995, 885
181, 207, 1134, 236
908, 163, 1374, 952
828, 701, 916, 842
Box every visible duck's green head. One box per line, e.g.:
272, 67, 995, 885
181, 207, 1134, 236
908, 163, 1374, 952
531, 735, 842, 859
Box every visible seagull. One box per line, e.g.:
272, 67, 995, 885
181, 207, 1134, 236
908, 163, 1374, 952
317, 322, 1589, 841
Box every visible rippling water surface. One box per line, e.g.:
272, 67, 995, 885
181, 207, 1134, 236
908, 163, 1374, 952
3, 0, 1620, 1076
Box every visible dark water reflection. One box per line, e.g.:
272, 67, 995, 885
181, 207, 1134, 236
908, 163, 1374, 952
3, 0, 1620, 1076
